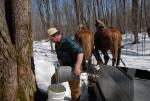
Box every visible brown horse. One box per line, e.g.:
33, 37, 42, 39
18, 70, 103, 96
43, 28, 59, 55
93, 20, 122, 66
74, 24, 94, 70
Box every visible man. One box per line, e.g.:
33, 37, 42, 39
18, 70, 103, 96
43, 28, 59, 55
47, 28, 83, 101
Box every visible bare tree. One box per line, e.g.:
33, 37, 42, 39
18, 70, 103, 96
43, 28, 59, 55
32, 0, 150, 41
36, 0, 52, 34
96, 0, 101, 19
0, 0, 36, 100
132, 0, 139, 44
74, 0, 81, 25
36, 0, 54, 51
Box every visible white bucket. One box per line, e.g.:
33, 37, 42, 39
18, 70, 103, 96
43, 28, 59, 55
48, 84, 66, 101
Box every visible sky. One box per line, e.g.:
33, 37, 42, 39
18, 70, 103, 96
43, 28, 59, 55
33, 32, 150, 100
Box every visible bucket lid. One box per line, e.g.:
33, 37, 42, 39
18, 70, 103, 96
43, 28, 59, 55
48, 84, 66, 93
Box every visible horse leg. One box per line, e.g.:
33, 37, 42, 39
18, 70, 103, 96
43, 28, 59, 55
93, 48, 103, 65
112, 58, 116, 66
88, 58, 92, 67
111, 46, 118, 66
82, 59, 88, 71
103, 52, 109, 65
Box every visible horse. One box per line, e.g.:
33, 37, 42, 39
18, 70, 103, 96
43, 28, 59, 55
74, 24, 94, 70
93, 19, 122, 66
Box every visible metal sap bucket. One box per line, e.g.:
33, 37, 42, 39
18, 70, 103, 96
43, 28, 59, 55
55, 65, 80, 83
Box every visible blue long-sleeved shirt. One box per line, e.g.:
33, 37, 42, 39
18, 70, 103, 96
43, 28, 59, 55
55, 36, 83, 67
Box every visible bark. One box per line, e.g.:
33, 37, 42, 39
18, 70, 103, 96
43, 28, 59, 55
0, 0, 36, 101
0, 1, 17, 101
12, 0, 36, 100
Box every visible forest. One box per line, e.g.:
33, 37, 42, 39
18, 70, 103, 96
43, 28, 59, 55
32, 0, 150, 44
0, 0, 150, 101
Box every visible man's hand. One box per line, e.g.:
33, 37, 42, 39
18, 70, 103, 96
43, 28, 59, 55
74, 53, 83, 76
74, 64, 81, 76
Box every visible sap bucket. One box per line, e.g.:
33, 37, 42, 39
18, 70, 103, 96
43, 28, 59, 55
56, 66, 80, 83
48, 84, 66, 101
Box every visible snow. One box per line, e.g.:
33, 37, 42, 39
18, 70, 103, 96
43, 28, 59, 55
120, 33, 150, 71
33, 40, 71, 99
33, 32, 150, 100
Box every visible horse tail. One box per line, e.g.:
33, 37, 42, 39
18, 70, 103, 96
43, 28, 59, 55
81, 33, 92, 61
116, 44, 121, 66
111, 29, 122, 66
116, 31, 122, 66
116, 37, 126, 66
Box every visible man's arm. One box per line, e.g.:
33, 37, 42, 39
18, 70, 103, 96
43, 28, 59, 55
74, 53, 83, 76
66, 37, 83, 76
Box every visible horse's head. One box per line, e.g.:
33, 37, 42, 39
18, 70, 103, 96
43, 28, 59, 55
77, 24, 89, 32
95, 19, 106, 29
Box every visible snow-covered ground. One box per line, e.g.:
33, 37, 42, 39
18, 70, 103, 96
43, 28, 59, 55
33, 40, 72, 99
120, 33, 150, 71
33, 33, 150, 100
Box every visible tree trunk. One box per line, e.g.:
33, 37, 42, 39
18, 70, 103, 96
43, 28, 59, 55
74, 0, 81, 25
0, 0, 36, 101
0, 1, 17, 101
132, 0, 139, 44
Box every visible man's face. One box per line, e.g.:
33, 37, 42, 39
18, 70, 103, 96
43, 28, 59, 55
49, 33, 58, 43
